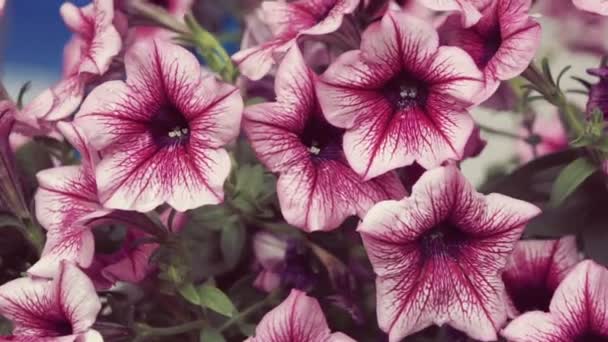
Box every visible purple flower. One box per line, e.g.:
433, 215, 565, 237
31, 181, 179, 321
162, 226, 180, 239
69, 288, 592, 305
243, 47, 405, 232
587, 64, 608, 116
437, 0, 541, 104
317, 11, 483, 180
358, 166, 540, 341
502, 260, 608, 341
232, 0, 360, 80
0, 262, 102, 341
74, 40, 243, 212
502, 236, 581, 317
253, 232, 288, 292
247, 289, 355, 342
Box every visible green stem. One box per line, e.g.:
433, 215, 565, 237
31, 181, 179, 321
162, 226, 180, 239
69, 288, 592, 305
477, 124, 523, 140
218, 298, 269, 332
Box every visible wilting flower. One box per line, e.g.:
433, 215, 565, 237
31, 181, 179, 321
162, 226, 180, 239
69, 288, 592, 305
502, 236, 580, 317
417, 0, 489, 27
437, 0, 541, 103
28, 121, 109, 278
502, 260, 608, 341
247, 289, 355, 342
17, 0, 122, 126
75, 39, 242, 212
573, 0, 608, 15
93, 210, 188, 287
0, 101, 29, 218
517, 113, 568, 163
0, 261, 102, 341
317, 11, 483, 180
232, 0, 360, 80
358, 166, 540, 341
243, 47, 404, 231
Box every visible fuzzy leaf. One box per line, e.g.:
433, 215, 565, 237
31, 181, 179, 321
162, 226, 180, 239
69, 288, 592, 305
220, 221, 246, 268
550, 157, 598, 207
179, 283, 200, 305
198, 285, 237, 318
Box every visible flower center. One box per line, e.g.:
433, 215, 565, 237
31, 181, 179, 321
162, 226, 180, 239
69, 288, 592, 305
419, 222, 469, 258
300, 113, 344, 161
574, 333, 608, 342
383, 73, 429, 111
502, 278, 553, 313
477, 25, 502, 68
149, 0, 170, 9
51, 319, 73, 336
280, 240, 317, 290
148, 104, 190, 147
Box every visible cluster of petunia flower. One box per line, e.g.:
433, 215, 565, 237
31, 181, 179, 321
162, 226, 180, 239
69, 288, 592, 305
0, 0, 608, 341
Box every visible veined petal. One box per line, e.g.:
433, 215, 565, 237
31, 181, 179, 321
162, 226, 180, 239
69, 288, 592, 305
418, 0, 483, 27
573, 0, 608, 15
28, 229, 95, 279
57, 262, 101, 334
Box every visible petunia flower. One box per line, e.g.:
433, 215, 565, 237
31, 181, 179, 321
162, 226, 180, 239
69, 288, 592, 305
317, 11, 483, 180
0, 261, 102, 341
252, 231, 288, 292
358, 166, 540, 341
417, 0, 490, 27
243, 47, 405, 232
502, 236, 581, 317
247, 289, 355, 342
502, 259, 608, 341
17, 0, 122, 126
74, 39, 243, 212
587, 63, 608, 116
232, 0, 360, 80
437, 0, 541, 104
29, 121, 110, 278
516, 113, 568, 163
573, 0, 608, 15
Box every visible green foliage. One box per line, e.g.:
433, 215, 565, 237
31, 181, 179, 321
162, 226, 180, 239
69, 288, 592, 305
200, 328, 226, 342
198, 284, 237, 318
550, 157, 598, 207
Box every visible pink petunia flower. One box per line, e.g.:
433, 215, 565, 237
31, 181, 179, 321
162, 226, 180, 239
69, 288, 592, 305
437, 0, 541, 104
417, 0, 490, 27
358, 166, 540, 341
317, 11, 483, 180
75, 39, 243, 213
502, 236, 581, 317
573, 0, 608, 15
516, 113, 568, 163
232, 0, 360, 80
247, 289, 355, 342
29, 121, 110, 278
502, 260, 608, 341
17, 0, 122, 126
243, 47, 405, 232
0, 261, 102, 341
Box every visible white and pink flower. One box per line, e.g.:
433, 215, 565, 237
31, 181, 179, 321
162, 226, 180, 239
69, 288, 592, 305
358, 166, 540, 341
502, 260, 608, 341
437, 0, 541, 103
17, 0, 122, 127
0, 262, 102, 341
517, 113, 568, 163
317, 10, 483, 180
243, 47, 405, 232
502, 236, 581, 317
75, 39, 243, 213
573, 0, 608, 15
246, 289, 355, 342
232, 0, 360, 80
418, 0, 490, 27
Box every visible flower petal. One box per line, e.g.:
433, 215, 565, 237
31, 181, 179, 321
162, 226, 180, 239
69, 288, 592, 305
57, 262, 101, 334
28, 229, 95, 279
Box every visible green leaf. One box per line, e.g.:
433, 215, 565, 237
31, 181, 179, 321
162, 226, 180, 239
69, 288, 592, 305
220, 221, 246, 268
198, 285, 237, 318
179, 283, 200, 305
200, 328, 226, 342
550, 157, 598, 207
